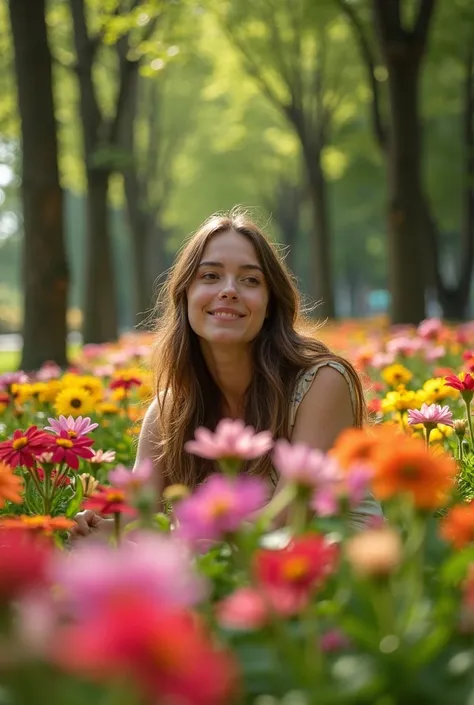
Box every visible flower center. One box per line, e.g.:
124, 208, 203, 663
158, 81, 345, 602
208, 498, 232, 519
107, 491, 125, 503
12, 437, 28, 450
56, 438, 74, 449
70, 398, 82, 409
282, 556, 310, 582
401, 464, 420, 480
67, 430, 78, 439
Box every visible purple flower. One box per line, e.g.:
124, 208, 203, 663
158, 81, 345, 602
49, 532, 207, 617
184, 418, 273, 461
407, 403, 454, 428
272, 440, 340, 489
45, 415, 98, 437
175, 474, 268, 544
108, 458, 153, 490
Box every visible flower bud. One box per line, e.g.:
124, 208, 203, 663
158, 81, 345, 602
345, 527, 402, 579
454, 419, 467, 438
79, 473, 99, 498
162, 483, 190, 503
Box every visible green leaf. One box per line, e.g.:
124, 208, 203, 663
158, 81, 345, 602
65, 476, 84, 518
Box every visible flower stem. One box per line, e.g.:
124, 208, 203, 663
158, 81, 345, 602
465, 399, 474, 453
113, 512, 121, 546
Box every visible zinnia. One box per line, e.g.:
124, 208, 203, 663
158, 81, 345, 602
0, 426, 50, 469
184, 418, 273, 462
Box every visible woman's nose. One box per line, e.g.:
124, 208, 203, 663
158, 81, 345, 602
218, 279, 238, 300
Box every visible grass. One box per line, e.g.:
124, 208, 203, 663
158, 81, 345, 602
0, 345, 81, 374
0, 350, 19, 374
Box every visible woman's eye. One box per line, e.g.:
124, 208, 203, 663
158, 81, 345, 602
243, 277, 260, 285
202, 272, 218, 280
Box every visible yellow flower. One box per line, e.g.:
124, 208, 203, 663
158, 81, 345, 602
60, 373, 81, 388
97, 402, 120, 415
11, 383, 35, 405
54, 387, 94, 418
38, 380, 62, 404
381, 364, 413, 388
75, 375, 104, 402
381, 388, 424, 414
430, 424, 455, 444
111, 388, 126, 402
423, 377, 459, 404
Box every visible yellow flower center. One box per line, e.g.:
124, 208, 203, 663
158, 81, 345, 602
67, 430, 78, 439
56, 438, 74, 449
107, 491, 125, 503
282, 556, 310, 582
208, 498, 232, 518
12, 436, 28, 450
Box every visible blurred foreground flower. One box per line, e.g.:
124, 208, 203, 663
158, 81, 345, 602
0, 515, 74, 536
175, 474, 268, 544
0, 528, 50, 602
0, 461, 24, 507
346, 527, 402, 578
185, 418, 273, 462
53, 597, 237, 705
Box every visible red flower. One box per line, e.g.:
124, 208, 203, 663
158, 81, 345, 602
0, 515, 75, 535
0, 391, 9, 406
37, 467, 71, 487
0, 426, 50, 469
445, 373, 474, 393
253, 534, 337, 615
0, 528, 51, 602
46, 431, 94, 470
54, 597, 237, 705
83, 486, 136, 515
109, 376, 142, 391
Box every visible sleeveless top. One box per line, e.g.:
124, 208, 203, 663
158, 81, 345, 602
288, 361, 383, 530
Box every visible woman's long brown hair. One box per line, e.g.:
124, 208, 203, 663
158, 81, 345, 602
150, 209, 366, 487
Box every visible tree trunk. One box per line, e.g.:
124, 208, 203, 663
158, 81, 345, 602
9, 0, 69, 370
384, 58, 426, 324
82, 168, 118, 343
304, 150, 336, 319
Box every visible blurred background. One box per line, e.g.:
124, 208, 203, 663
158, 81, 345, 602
0, 0, 473, 370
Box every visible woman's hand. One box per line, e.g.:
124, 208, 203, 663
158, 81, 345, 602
70, 510, 113, 540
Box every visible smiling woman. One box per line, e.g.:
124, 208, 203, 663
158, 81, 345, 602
73, 208, 381, 538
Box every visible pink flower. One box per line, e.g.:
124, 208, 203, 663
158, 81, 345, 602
311, 465, 373, 518
272, 440, 340, 489
108, 459, 153, 491
386, 336, 422, 356
184, 418, 273, 461
216, 587, 268, 630
175, 474, 268, 544
90, 449, 116, 464
417, 318, 443, 341
424, 345, 446, 362
370, 352, 396, 369
320, 629, 350, 652
36, 362, 62, 381
50, 532, 207, 617
0, 371, 29, 391
407, 403, 454, 427
45, 415, 98, 437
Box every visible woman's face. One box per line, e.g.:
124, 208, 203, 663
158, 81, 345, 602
187, 230, 270, 348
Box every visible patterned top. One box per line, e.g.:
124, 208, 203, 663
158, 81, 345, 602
288, 360, 382, 530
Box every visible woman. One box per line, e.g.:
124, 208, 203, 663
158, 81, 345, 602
74, 210, 380, 537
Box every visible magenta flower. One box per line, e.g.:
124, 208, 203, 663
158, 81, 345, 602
272, 440, 340, 489
216, 587, 268, 630
50, 532, 207, 617
175, 474, 268, 544
407, 403, 454, 428
45, 431, 94, 470
184, 418, 273, 462
45, 415, 98, 437
417, 318, 443, 341
311, 465, 373, 518
108, 459, 153, 491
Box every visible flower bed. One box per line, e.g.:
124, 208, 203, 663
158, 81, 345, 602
1, 319, 474, 704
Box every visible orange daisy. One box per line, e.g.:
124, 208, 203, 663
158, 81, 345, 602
331, 426, 401, 470
440, 503, 474, 549
0, 461, 24, 508
370, 437, 455, 509
0, 514, 75, 535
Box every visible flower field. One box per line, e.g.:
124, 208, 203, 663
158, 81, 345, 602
2, 319, 474, 704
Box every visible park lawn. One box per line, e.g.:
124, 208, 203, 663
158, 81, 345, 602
0, 345, 81, 374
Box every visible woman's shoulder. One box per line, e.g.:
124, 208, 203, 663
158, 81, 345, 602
289, 358, 357, 430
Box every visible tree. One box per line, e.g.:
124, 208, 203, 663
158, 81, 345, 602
211, 0, 364, 319
67, 0, 162, 343
8, 0, 69, 369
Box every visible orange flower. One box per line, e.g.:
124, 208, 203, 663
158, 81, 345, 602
440, 503, 474, 549
370, 437, 455, 509
0, 461, 24, 508
331, 426, 401, 470
0, 514, 74, 535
